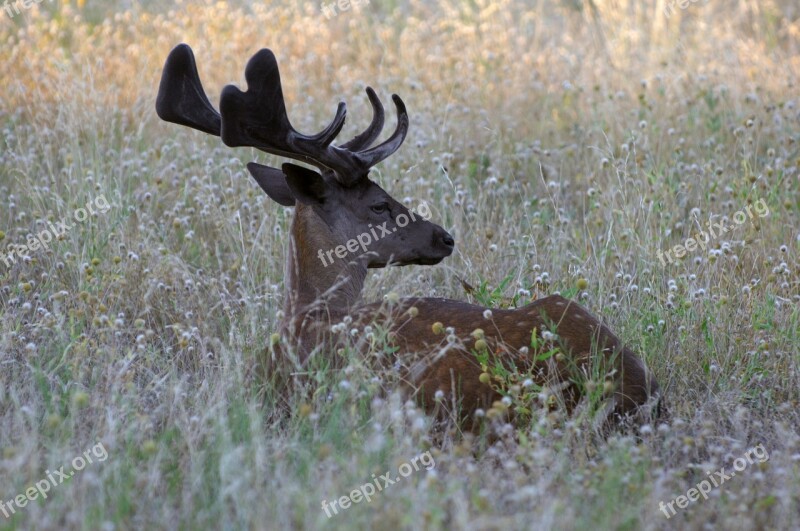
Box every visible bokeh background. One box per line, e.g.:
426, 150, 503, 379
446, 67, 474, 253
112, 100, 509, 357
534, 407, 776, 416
1, 1, 799, 529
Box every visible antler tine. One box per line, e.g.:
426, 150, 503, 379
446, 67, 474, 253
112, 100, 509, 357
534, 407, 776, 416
340, 87, 385, 151
354, 94, 409, 169
155, 43, 221, 136
219, 49, 356, 176
307, 101, 348, 147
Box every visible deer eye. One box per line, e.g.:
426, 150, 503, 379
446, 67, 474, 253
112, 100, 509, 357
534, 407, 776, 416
371, 202, 390, 214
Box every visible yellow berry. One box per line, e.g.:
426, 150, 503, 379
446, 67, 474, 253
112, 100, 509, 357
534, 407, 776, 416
72, 391, 90, 408
486, 408, 502, 420
492, 400, 507, 410
317, 444, 332, 459
46, 414, 61, 429
479, 372, 491, 384
432, 322, 444, 334
474, 339, 488, 351
576, 278, 588, 290
142, 440, 158, 456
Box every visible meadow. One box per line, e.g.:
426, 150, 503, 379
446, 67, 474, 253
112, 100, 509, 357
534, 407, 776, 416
1, 0, 799, 529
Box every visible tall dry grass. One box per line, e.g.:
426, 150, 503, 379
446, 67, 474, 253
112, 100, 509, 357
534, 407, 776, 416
1, 0, 799, 529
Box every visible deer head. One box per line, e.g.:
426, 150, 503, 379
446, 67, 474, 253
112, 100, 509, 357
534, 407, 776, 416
156, 44, 453, 270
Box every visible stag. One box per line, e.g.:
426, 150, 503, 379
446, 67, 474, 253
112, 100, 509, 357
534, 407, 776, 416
156, 44, 663, 431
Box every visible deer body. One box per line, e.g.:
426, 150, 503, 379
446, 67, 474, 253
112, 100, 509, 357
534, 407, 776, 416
156, 44, 662, 430
278, 204, 659, 425
387, 296, 658, 422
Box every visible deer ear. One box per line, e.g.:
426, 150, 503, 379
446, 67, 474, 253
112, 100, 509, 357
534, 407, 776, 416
247, 162, 295, 206
281, 163, 327, 205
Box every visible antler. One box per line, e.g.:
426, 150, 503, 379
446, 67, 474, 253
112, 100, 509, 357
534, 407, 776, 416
218, 49, 350, 176
218, 49, 410, 185
156, 44, 409, 185
155, 43, 221, 136
340, 87, 384, 151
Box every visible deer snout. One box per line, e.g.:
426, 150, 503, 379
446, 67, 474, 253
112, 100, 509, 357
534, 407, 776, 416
437, 228, 455, 252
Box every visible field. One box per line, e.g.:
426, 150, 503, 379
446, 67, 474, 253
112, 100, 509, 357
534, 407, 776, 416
1, 0, 799, 529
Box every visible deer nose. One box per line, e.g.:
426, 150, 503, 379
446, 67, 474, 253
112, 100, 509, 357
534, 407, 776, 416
441, 231, 455, 249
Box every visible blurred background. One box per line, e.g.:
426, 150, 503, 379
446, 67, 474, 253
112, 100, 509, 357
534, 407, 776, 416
1, 1, 799, 529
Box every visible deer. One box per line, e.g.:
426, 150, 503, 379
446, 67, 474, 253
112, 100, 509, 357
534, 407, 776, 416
155, 44, 664, 433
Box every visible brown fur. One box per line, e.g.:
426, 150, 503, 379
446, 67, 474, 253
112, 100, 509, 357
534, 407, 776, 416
377, 296, 661, 424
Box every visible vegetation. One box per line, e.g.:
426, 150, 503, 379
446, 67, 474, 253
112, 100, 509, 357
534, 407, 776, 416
1, 0, 798, 529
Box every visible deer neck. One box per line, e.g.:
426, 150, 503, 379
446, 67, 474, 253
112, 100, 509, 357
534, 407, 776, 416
282, 204, 367, 329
